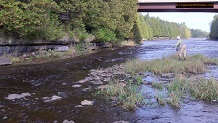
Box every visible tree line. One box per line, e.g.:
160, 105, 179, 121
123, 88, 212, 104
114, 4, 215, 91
191, 29, 208, 38
209, 15, 218, 40
136, 13, 209, 41
0, 0, 209, 44
0, 0, 137, 44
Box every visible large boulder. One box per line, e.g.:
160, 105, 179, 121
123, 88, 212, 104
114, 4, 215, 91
54, 46, 69, 52
0, 57, 12, 66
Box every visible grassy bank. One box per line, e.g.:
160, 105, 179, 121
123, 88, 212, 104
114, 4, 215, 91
124, 54, 218, 74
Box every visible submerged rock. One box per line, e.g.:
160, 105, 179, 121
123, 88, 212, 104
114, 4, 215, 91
62, 83, 67, 85
63, 120, 75, 123
72, 84, 82, 88
81, 88, 90, 92
75, 105, 83, 108
77, 80, 87, 83
91, 80, 103, 85
5, 93, 31, 100
81, 100, 94, 105
43, 95, 62, 102
113, 121, 129, 123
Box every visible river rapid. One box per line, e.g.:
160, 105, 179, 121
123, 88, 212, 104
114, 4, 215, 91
0, 38, 218, 123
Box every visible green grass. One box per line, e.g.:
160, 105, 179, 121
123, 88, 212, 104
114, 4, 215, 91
188, 78, 218, 101
155, 91, 166, 106
167, 74, 218, 108
152, 82, 164, 90
95, 79, 144, 110
123, 54, 218, 75
167, 92, 180, 108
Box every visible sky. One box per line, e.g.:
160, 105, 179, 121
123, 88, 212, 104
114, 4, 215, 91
141, 12, 217, 32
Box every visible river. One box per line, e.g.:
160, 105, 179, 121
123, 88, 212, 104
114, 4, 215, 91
0, 38, 218, 123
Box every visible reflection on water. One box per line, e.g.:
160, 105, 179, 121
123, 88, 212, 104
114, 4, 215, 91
0, 38, 218, 122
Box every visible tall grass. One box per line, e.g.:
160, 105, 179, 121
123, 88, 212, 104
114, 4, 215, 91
123, 54, 218, 75
152, 82, 164, 90
167, 74, 218, 108
95, 79, 144, 110
155, 91, 166, 106
188, 78, 218, 101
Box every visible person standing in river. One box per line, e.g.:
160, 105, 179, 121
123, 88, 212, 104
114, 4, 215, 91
175, 36, 186, 60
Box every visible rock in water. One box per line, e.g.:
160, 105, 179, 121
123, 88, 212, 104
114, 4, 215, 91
5, 93, 31, 100
0, 57, 12, 66
81, 100, 94, 105
113, 121, 129, 123
43, 95, 62, 102
63, 120, 75, 123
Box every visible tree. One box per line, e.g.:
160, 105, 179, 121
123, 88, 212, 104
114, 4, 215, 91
0, 0, 64, 40
209, 15, 218, 39
191, 29, 208, 38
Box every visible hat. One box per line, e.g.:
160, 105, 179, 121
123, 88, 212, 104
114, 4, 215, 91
176, 36, 180, 40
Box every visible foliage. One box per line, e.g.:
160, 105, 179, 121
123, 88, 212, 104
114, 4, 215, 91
209, 14, 218, 39
1, 0, 209, 44
93, 27, 116, 42
143, 13, 193, 39
136, 13, 152, 40
0, 0, 64, 40
0, 0, 138, 43
191, 29, 208, 38
59, 0, 137, 43
75, 42, 85, 55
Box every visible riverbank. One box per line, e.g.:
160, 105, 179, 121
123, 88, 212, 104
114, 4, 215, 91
0, 40, 138, 66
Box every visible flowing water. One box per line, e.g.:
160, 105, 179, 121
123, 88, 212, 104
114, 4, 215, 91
0, 38, 218, 123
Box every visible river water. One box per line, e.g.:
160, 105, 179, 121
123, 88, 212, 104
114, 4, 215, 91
0, 38, 218, 123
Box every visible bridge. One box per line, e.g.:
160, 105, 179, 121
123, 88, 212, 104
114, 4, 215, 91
138, 0, 218, 12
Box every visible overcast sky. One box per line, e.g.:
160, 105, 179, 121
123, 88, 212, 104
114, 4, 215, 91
141, 12, 217, 32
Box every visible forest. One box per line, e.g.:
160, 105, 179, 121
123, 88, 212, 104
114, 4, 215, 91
209, 15, 218, 40
0, 0, 211, 45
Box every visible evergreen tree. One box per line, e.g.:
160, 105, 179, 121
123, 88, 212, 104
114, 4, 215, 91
209, 15, 218, 39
